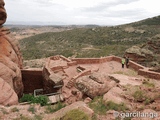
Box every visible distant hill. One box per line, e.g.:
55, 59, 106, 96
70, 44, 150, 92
19, 15, 160, 63
132, 16, 160, 26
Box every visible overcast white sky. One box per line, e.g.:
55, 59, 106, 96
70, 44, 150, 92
4, 0, 160, 25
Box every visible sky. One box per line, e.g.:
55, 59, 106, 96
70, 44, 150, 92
4, 0, 160, 25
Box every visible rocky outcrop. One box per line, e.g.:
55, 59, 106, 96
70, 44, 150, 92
125, 38, 160, 68
0, 0, 23, 105
0, 78, 18, 105
108, 74, 142, 86
75, 72, 117, 98
103, 87, 124, 104
125, 46, 154, 63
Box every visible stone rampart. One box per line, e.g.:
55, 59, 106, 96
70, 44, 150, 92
71, 58, 100, 64
99, 56, 114, 63
111, 56, 160, 80
129, 61, 145, 71
138, 69, 160, 80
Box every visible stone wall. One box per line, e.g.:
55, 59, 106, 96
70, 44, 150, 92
21, 69, 43, 93
72, 58, 100, 64
111, 56, 160, 80
129, 61, 145, 71
71, 55, 160, 80
138, 69, 160, 80
99, 56, 114, 63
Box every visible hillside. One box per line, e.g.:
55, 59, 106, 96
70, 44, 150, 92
5, 25, 75, 40
19, 16, 160, 64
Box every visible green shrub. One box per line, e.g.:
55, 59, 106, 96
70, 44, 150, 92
20, 94, 49, 106
11, 107, 19, 112
0, 108, 8, 114
144, 98, 152, 105
31, 95, 49, 106
91, 114, 97, 120
45, 102, 66, 113
142, 80, 155, 87
105, 101, 128, 112
13, 115, 31, 120
133, 90, 145, 102
33, 115, 43, 120
89, 96, 107, 115
13, 114, 42, 120
28, 105, 36, 114
62, 109, 89, 120
19, 94, 33, 103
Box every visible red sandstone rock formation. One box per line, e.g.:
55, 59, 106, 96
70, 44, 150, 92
0, 0, 23, 105
125, 46, 154, 63
75, 72, 117, 98
0, 0, 6, 26
0, 78, 18, 105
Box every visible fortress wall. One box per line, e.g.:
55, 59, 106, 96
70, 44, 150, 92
99, 56, 114, 63
111, 56, 160, 80
129, 61, 145, 71
112, 56, 122, 63
21, 69, 43, 93
111, 56, 145, 71
138, 69, 160, 80
71, 58, 100, 64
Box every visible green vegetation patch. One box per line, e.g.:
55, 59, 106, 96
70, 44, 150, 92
89, 96, 107, 115
105, 101, 128, 112
89, 96, 128, 115
62, 109, 89, 120
19, 19, 160, 60
13, 114, 43, 120
45, 102, 66, 113
28, 105, 36, 114
20, 94, 49, 106
10, 107, 19, 112
142, 79, 155, 88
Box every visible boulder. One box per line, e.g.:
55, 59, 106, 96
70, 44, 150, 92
75, 72, 117, 98
103, 87, 124, 104
0, 0, 23, 105
84, 97, 92, 104
125, 46, 154, 63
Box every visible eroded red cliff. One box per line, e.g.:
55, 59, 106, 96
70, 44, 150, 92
0, 0, 23, 106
